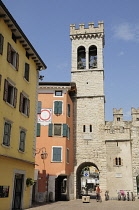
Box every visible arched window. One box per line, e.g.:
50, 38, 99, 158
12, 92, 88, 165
77, 46, 86, 69
89, 45, 97, 69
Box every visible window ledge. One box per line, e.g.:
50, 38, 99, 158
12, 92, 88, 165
18, 149, 25, 154
23, 78, 30, 84
5, 102, 14, 108
9, 63, 17, 71
51, 161, 62, 163
1, 143, 11, 149
20, 112, 29, 118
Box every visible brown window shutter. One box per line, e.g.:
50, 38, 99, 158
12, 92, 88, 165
7, 43, 11, 63
27, 99, 30, 117
16, 53, 19, 70
0, 34, 4, 55
13, 87, 18, 108
19, 93, 23, 112
3, 79, 8, 101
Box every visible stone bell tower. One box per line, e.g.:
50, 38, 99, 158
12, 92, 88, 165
70, 22, 107, 198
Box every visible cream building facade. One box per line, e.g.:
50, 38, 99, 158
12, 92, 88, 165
70, 22, 139, 199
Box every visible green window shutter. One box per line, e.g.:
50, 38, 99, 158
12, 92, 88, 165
53, 147, 61, 162
3, 122, 11, 146
63, 124, 68, 137
54, 101, 58, 114
48, 123, 53, 137
58, 101, 62, 114
36, 123, 41, 137
37, 101, 42, 114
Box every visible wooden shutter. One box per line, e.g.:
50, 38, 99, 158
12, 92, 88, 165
36, 123, 41, 137
53, 147, 61, 162
19, 93, 23, 112
48, 123, 53, 137
3, 122, 11, 146
27, 99, 30, 117
58, 101, 62, 114
54, 101, 58, 114
0, 34, 4, 55
13, 87, 17, 108
3, 79, 8, 102
37, 101, 42, 114
7, 43, 11, 63
63, 124, 68, 137
16, 52, 19, 71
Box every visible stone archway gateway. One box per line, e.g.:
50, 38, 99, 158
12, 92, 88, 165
76, 162, 99, 199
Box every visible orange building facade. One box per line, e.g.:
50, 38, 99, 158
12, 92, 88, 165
34, 82, 76, 202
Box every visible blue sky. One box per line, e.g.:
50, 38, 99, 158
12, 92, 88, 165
2, 0, 139, 121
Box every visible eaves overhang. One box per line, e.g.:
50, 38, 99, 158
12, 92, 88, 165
0, 0, 47, 70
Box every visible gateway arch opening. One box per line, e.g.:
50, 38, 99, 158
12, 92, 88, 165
76, 162, 99, 199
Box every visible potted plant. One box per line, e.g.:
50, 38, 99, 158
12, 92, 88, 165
26, 178, 34, 187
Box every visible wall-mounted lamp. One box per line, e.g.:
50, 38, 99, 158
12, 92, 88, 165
35, 147, 48, 159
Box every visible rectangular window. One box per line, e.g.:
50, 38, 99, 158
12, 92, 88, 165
83, 125, 86, 132
55, 91, 62, 96
48, 123, 68, 137
54, 101, 62, 115
19, 130, 26, 152
54, 124, 62, 136
3, 121, 11, 146
24, 63, 30, 81
52, 147, 62, 162
66, 148, 69, 163
67, 104, 70, 117
3, 79, 17, 107
7, 43, 19, 70
68, 127, 70, 140
0, 34, 4, 55
90, 125, 92, 132
19, 92, 30, 117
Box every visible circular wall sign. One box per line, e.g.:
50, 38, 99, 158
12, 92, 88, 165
39, 109, 51, 121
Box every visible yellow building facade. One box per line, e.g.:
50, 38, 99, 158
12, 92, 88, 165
0, 1, 46, 209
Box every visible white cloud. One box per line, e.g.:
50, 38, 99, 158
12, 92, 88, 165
113, 22, 139, 42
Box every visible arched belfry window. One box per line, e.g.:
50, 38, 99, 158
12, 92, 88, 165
77, 46, 86, 69
89, 45, 97, 69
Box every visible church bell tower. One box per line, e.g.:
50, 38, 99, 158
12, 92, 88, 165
70, 22, 106, 198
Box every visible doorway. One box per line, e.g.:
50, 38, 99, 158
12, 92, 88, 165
12, 173, 24, 210
76, 162, 99, 199
55, 175, 67, 201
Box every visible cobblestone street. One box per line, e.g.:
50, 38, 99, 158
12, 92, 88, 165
26, 199, 139, 210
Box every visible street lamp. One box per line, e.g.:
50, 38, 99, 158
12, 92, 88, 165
35, 147, 48, 159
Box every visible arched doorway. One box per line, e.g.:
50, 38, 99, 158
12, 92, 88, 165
76, 162, 99, 199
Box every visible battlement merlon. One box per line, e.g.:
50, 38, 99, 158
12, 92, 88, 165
70, 21, 104, 35
113, 108, 123, 115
